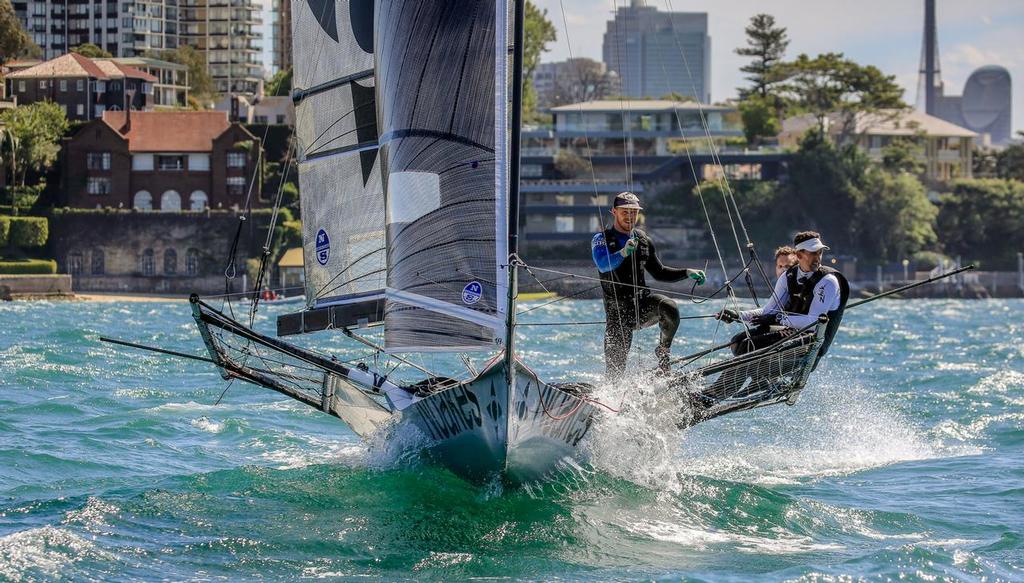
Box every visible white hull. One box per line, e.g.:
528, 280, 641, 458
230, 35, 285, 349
398, 359, 597, 484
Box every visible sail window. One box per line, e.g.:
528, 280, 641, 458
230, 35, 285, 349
386, 172, 441, 225
133, 190, 153, 210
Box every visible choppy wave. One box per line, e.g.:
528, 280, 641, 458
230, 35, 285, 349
0, 299, 1021, 581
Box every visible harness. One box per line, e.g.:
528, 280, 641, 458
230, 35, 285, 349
598, 227, 651, 302
782, 265, 850, 368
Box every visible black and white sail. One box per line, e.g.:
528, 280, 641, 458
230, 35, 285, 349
290, 0, 386, 325
375, 0, 510, 352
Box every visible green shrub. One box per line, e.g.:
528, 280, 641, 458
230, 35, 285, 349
0, 216, 9, 247
9, 217, 49, 248
0, 259, 57, 274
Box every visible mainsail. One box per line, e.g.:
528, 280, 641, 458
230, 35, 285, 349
376, 0, 510, 352
284, 0, 386, 335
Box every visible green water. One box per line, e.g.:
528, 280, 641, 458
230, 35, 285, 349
0, 299, 1021, 581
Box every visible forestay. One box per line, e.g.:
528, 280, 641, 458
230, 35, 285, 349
375, 0, 510, 352
293, 0, 386, 310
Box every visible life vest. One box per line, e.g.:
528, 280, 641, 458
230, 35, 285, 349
598, 227, 652, 307
782, 265, 850, 368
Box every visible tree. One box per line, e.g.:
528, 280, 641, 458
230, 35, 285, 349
739, 95, 781, 146
995, 143, 1024, 181
0, 101, 68, 187
972, 146, 999, 179
266, 67, 292, 97
550, 58, 618, 106
553, 150, 592, 178
780, 53, 905, 142
880, 136, 925, 175
735, 14, 789, 100
0, 0, 37, 65
854, 171, 937, 261
523, 0, 556, 121
147, 45, 218, 104
936, 179, 1024, 268
71, 43, 112, 58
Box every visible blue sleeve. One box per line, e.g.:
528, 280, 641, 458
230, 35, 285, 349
592, 232, 623, 273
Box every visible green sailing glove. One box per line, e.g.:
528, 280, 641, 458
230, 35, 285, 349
620, 238, 638, 257
688, 269, 706, 285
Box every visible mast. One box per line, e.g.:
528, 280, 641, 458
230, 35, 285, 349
504, 0, 525, 370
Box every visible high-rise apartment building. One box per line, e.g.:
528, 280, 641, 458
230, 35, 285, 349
180, 0, 263, 95
602, 0, 711, 103
13, 0, 264, 96
12, 0, 181, 60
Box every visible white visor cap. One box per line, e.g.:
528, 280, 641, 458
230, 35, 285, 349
794, 238, 830, 252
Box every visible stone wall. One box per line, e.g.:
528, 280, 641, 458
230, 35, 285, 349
48, 210, 275, 294
0, 275, 73, 300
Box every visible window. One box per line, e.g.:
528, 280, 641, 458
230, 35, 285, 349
77, 79, 84, 91
96, 80, 105, 92
91, 249, 105, 275
276, 114, 285, 124
68, 252, 84, 275
141, 248, 155, 276
132, 154, 154, 171
95, 105, 105, 118
254, 115, 268, 124
133, 190, 153, 209
38, 80, 47, 90
187, 154, 210, 171
555, 194, 574, 206
59, 79, 67, 91
226, 151, 246, 168
18, 81, 25, 92
87, 177, 111, 195
163, 249, 177, 275
87, 152, 111, 170
226, 176, 246, 196
156, 155, 184, 170
589, 215, 602, 232
189, 190, 208, 210
555, 215, 575, 233
77, 104, 84, 116
186, 248, 199, 276
160, 190, 181, 211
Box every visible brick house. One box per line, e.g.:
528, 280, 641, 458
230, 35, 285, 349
62, 110, 263, 210
5, 53, 156, 121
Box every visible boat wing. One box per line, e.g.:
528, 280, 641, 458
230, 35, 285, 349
685, 317, 829, 425
190, 296, 394, 438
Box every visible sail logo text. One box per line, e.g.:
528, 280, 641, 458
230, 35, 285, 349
462, 281, 482, 305
315, 229, 330, 265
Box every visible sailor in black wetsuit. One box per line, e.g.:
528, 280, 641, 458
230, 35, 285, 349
717, 231, 849, 366
592, 192, 706, 378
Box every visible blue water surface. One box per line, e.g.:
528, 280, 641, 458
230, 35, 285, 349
0, 298, 1021, 581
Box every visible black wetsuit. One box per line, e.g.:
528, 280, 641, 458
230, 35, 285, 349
592, 227, 691, 377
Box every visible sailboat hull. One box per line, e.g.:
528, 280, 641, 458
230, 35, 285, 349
399, 360, 597, 484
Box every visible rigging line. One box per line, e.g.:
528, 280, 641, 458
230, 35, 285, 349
516, 263, 746, 302
516, 283, 601, 315
557, 0, 632, 374
311, 246, 385, 298
299, 102, 371, 158
303, 119, 380, 159
249, 140, 297, 325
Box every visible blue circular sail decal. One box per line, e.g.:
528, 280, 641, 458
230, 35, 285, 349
315, 229, 330, 265
462, 281, 482, 305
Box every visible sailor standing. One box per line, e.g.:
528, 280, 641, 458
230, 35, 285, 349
717, 231, 849, 362
592, 192, 706, 378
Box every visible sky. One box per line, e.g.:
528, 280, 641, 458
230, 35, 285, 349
533, 0, 1024, 137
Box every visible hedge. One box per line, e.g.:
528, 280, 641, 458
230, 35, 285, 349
8, 217, 49, 248
0, 216, 9, 247
0, 259, 58, 274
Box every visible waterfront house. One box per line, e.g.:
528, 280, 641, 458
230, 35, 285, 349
61, 110, 263, 211
5, 53, 156, 121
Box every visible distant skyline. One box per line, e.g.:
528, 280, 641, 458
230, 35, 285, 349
534, 0, 1023, 137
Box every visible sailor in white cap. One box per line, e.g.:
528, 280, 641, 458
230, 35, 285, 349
716, 230, 849, 357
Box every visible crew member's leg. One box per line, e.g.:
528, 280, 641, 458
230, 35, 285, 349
730, 325, 791, 356
638, 293, 679, 372
604, 305, 634, 379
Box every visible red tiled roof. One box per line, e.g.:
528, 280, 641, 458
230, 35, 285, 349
8, 53, 110, 79
113, 63, 158, 83
101, 111, 233, 152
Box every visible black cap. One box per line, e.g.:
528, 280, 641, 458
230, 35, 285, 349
612, 191, 643, 210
